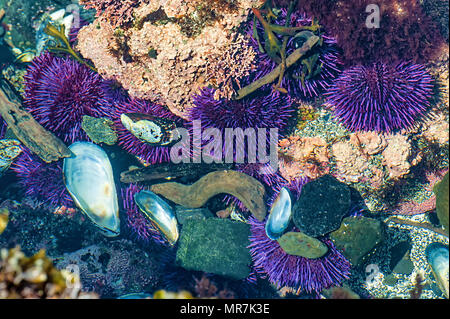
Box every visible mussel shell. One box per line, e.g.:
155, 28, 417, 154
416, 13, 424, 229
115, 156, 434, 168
134, 190, 179, 245
63, 142, 120, 237
121, 113, 178, 146
265, 187, 292, 240
426, 242, 449, 298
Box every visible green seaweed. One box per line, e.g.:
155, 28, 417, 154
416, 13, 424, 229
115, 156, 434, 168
43, 23, 97, 72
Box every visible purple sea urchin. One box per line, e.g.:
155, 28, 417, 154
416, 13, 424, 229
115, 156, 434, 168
113, 99, 182, 164
326, 61, 433, 133
23, 52, 114, 143
121, 184, 168, 245
191, 87, 294, 133
248, 216, 351, 295
189, 87, 294, 162
11, 147, 73, 210
248, 9, 343, 99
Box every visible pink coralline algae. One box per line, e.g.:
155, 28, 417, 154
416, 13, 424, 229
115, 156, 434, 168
79, 0, 141, 29
76, 0, 264, 119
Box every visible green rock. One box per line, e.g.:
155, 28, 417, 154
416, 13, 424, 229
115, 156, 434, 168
175, 206, 214, 224
176, 218, 252, 280
392, 252, 414, 275
293, 175, 351, 237
277, 231, 328, 259
434, 172, 449, 234
330, 216, 383, 265
383, 274, 398, 287
81, 116, 118, 145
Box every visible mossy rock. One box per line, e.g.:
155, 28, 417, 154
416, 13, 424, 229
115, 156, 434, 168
293, 175, 351, 237
81, 116, 118, 145
176, 218, 252, 280
330, 216, 383, 266
434, 172, 449, 234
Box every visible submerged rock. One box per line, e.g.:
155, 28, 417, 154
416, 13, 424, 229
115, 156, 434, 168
81, 116, 118, 145
292, 175, 351, 237
277, 231, 328, 259
329, 216, 383, 265
175, 206, 214, 225
434, 172, 449, 234
176, 218, 252, 280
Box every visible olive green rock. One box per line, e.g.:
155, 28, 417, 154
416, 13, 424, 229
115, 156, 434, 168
330, 216, 383, 265
434, 172, 449, 234
277, 231, 328, 259
176, 218, 252, 280
81, 116, 118, 145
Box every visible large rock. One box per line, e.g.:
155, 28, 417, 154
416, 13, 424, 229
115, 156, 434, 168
176, 218, 252, 280
329, 216, 383, 265
292, 175, 351, 237
434, 172, 449, 234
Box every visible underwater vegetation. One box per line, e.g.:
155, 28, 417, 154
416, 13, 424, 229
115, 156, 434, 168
326, 61, 433, 133
23, 52, 115, 143
79, 0, 140, 29
283, 0, 445, 66
247, 6, 343, 99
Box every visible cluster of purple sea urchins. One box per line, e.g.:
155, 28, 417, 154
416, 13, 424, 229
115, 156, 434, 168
248, 177, 351, 295
112, 98, 183, 165
11, 147, 73, 210
326, 61, 434, 133
23, 52, 115, 143
247, 8, 343, 100
188, 87, 295, 163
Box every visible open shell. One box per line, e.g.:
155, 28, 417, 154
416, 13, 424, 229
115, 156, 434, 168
63, 142, 119, 236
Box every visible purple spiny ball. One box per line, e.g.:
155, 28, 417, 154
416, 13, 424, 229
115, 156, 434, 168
248, 216, 351, 295
113, 98, 182, 164
11, 147, 73, 210
23, 52, 114, 143
121, 184, 169, 246
326, 61, 433, 133
191, 87, 294, 132
188, 87, 294, 164
248, 9, 343, 99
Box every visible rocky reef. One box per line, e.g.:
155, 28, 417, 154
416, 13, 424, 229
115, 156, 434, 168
76, 0, 263, 118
